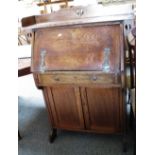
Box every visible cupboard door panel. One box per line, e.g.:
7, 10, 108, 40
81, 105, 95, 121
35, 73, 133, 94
46, 86, 84, 130
85, 87, 121, 132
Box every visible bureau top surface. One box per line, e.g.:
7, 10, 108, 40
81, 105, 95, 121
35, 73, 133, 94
21, 4, 134, 31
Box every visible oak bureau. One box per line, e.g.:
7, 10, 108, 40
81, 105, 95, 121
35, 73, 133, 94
21, 4, 134, 150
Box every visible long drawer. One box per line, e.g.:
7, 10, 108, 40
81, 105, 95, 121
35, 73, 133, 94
37, 72, 120, 86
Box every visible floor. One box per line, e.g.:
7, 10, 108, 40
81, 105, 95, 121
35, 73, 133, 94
18, 74, 134, 155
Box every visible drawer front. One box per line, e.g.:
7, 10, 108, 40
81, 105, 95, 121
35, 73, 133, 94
33, 23, 121, 73
37, 72, 120, 86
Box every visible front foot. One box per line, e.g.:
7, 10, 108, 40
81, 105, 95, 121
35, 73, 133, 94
122, 135, 127, 152
18, 131, 22, 140
122, 141, 127, 152
49, 128, 57, 143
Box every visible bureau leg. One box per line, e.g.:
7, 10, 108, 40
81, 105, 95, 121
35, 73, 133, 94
122, 134, 127, 152
122, 88, 129, 152
49, 128, 57, 143
18, 131, 22, 140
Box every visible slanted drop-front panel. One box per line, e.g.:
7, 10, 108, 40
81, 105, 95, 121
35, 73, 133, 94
33, 24, 121, 73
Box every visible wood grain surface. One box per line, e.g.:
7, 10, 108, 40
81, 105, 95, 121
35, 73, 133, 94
33, 24, 121, 72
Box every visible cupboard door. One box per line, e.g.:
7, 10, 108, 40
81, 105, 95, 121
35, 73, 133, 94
46, 86, 85, 130
82, 87, 122, 133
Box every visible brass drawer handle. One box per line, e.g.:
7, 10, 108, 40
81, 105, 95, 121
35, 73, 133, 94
91, 75, 97, 81
54, 77, 60, 81
76, 9, 84, 16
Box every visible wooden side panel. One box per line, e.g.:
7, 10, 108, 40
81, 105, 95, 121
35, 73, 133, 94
33, 24, 120, 72
85, 87, 121, 132
46, 86, 85, 130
